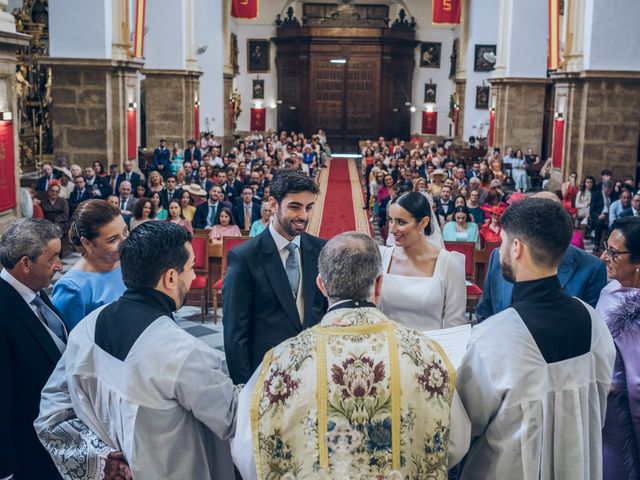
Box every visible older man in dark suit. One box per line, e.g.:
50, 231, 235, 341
115, 159, 142, 192
223, 170, 327, 385
0, 218, 67, 480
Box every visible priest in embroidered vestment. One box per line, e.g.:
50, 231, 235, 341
456, 198, 616, 480
232, 232, 471, 479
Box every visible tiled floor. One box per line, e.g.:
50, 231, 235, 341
51, 252, 226, 352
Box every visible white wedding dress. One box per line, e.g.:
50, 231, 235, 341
378, 246, 467, 331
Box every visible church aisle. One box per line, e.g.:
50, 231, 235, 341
308, 158, 372, 239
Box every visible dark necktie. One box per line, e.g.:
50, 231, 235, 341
31, 295, 67, 345
120, 198, 127, 211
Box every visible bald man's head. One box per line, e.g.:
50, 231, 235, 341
532, 191, 561, 203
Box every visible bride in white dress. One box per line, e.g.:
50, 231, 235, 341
378, 191, 467, 331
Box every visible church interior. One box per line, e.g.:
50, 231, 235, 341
1, 0, 640, 478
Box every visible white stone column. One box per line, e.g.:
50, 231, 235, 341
0, 0, 15, 33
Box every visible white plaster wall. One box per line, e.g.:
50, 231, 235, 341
408, 1, 456, 137
144, 0, 186, 70
504, 0, 547, 78
49, 0, 111, 59
232, 0, 288, 132
583, 0, 640, 71
195, 0, 224, 136
463, 0, 497, 141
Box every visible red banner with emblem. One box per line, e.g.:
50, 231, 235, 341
250, 108, 266, 131
552, 117, 564, 169
0, 119, 16, 211
422, 111, 437, 134
432, 0, 461, 25
232, 0, 258, 19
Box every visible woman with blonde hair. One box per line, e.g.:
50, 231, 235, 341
147, 171, 164, 195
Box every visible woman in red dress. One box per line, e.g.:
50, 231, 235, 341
479, 205, 505, 247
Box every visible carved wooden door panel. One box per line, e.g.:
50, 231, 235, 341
310, 58, 346, 150
344, 60, 379, 151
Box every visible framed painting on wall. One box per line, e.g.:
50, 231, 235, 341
475, 86, 490, 109
474, 44, 496, 71
420, 42, 441, 68
247, 39, 270, 73
252, 79, 264, 99
424, 83, 437, 103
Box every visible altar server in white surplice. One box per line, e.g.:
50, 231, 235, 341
232, 232, 471, 480
35, 222, 237, 480
457, 198, 616, 480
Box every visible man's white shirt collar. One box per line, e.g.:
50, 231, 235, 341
1, 268, 37, 305
269, 222, 300, 251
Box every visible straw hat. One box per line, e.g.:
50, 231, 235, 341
183, 183, 208, 197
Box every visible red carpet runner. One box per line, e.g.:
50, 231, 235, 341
308, 158, 372, 239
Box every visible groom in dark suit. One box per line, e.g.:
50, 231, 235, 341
223, 169, 327, 384
0, 218, 67, 480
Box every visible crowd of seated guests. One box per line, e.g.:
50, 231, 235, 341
27, 129, 329, 253
362, 137, 638, 254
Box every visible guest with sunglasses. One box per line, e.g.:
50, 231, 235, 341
597, 217, 640, 480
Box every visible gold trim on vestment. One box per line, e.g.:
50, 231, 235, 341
386, 325, 402, 470
316, 332, 329, 470
251, 348, 274, 479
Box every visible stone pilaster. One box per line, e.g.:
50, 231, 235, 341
453, 79, 466, 143
44, 58, 143, 168
223, 72, 234, 151
0, 30, 30, 231
489, 77, 549, 154
141, 69, 202, 147
551, 71, 640, 186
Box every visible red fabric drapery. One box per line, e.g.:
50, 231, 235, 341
0, 119, 16, 211
552, 117, 564, 169
127, 108, 137, 160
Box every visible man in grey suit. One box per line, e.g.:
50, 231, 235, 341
116, 181, 138, 216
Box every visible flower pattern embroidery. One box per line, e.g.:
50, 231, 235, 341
416, 360, 448, 398
332, 355, 385, 399
264, 368, 300, 406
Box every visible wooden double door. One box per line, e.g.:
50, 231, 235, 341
275, 27, 416, 152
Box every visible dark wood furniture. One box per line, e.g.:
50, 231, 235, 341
273, 6, 418, 152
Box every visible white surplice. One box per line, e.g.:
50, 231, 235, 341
456, 304, 616, 480
34, 306, 238, 480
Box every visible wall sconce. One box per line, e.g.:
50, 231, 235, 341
195, 100, 200, 106
1, 111, 12, 121
270, 102, 277, 109
128, 102, 137, 110
409, 106, 417, 113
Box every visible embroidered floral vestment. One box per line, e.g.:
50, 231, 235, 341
251, 307, 456, 479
